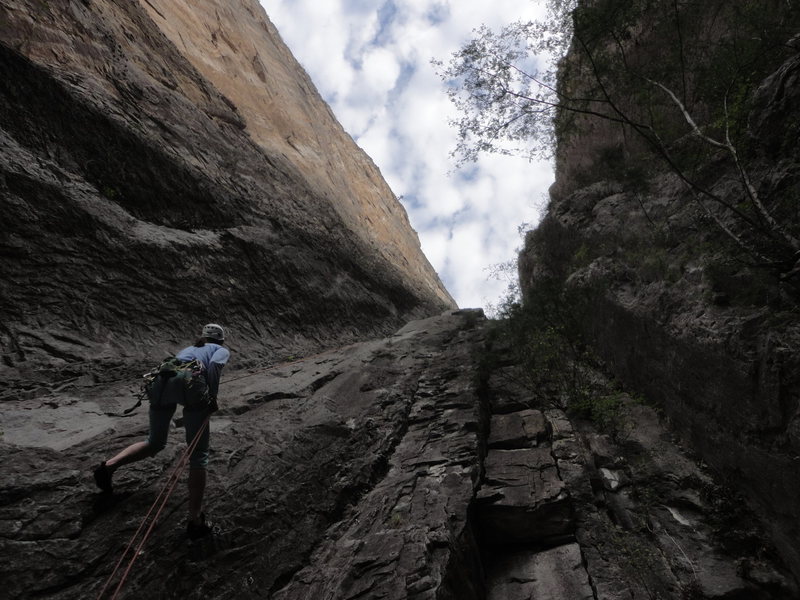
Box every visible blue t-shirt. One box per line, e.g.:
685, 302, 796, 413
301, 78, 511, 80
176, 343, 230, 398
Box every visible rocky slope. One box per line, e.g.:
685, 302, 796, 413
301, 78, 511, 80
3, 0, 799, 597
0, 310, 486, 599
519, 0, 800, 583
0, 0, 454, 392
1, 310, 794, 599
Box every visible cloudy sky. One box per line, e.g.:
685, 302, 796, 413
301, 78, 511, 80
259, 0, 555, 310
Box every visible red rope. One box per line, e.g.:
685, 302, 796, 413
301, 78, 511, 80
95, 343, 356, 597
96, 415, 210, 600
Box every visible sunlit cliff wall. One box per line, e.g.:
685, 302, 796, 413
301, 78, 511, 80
0, 0, 455, 385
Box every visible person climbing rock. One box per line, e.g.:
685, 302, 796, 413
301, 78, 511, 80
93, 323, 230, 540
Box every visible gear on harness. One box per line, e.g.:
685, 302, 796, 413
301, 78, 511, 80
144, 357, 210, 409
110, 357, 211, 417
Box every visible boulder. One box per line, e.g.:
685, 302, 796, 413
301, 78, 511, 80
487, 409, 549, 449
477, 448, 572, 545
486, 544, 594, 600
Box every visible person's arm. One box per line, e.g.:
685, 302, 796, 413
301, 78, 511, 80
205, 346, 230, 400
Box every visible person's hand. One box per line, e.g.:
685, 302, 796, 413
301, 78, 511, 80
207, 396, 219, 414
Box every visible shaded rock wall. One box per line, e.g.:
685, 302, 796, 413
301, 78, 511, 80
0, 311, 486, 600
479, 340, 796, 600
583, 294, 800, 571
3, 310, 793, 599
0, 0, 454, 387
519, 1, 800, 581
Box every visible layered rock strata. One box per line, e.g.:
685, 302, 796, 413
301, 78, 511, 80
519, 4, 800, 580
0, 310, 485, 599
138, 0, 440, 300
1, 311, 794, 598
0, 0, 454, 390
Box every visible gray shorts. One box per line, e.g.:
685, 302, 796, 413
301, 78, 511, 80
147, 404, 209, 469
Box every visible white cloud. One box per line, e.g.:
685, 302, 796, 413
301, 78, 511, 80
260, 0, 555, 309
361, 47, 401, 95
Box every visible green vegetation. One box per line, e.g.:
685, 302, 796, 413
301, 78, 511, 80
570, 391, 628, 438
487, 265, 637, 440
438, 0, 800, 281
100, 185, 119, 200
387, 511, 404, 529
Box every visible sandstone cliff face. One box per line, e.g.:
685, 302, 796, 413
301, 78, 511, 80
519, 1, 800, 582
138, 0, 448, 308
0, 0, 454, 392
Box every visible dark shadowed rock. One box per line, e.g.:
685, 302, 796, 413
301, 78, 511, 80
487, 409, 549, 449
477, 447, 572, 545
271, 312, 486, 600
0, 310, 485, 600
544, 408, 574, 441
486, 544, 594, 600
485, 367, 536, 414
477, 333, 797, 600
585, 432, 623, 468
3, 307, 797, 599
518, 3, 800, 581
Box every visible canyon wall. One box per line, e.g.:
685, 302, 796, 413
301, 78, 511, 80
519, 0, 800, 579
0, 0, 454, 393
3, 310, 795, 599
3, 1, 799, 597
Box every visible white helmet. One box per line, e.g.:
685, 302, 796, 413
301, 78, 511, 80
201, 323, 225, 342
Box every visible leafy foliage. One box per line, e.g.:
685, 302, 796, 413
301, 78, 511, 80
570, 391, 629, 438
489, 269, 637, 438
438, 0, 800, 280
440, 0, 797, 162
433, 2, 575, 164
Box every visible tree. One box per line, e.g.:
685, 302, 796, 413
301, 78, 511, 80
436, 0, 800, 279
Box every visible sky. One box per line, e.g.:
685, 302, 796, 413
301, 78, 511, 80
259, 0, 555, 310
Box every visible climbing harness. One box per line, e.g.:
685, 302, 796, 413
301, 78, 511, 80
96, 344, 356, 595
144, 357, 207, 409
114, 348, 352, 417
108, 358, 208, 418
95, 415, 210, 600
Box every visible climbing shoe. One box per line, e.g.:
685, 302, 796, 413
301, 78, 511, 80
93, 462, 113, 493
187, 514, 213, 540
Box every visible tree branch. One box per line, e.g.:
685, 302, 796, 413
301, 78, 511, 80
650, 78, 800, 252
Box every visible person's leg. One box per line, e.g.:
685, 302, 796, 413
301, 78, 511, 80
183, 407, 210, 528
105, 441, 151, 471
108, 404, 176, 469
188, 468, 206, 524
94, 404, 176, 491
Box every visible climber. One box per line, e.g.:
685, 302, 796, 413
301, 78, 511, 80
93, 323, 230, 540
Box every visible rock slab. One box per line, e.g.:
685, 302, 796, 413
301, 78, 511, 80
486, 544, 595, 600
0, 310, 486, 600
